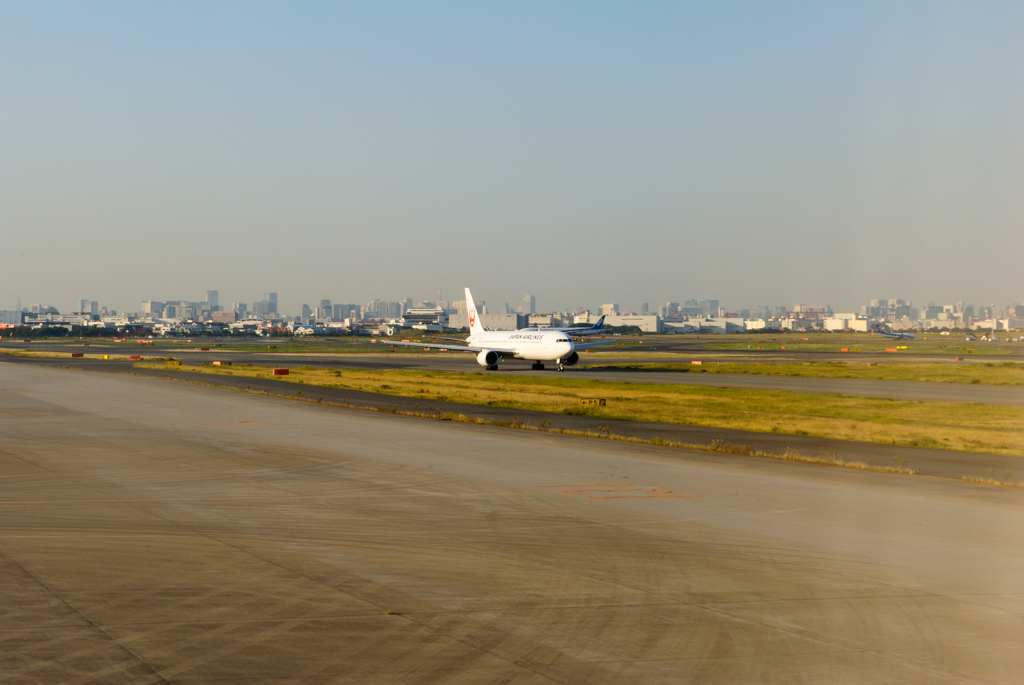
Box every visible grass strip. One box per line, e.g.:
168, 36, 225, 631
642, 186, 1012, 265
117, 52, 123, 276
961, 475, 1024, 489
135, 363, 1024, 456
582, 360, 1024, 386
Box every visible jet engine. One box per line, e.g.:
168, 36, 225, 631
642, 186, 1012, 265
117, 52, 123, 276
562, 351, 579, 367
476, 350, 498, 368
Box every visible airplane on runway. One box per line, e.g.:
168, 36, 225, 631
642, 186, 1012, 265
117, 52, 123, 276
872, 323, 917, 340
385, 288, 618, 371
521, 315, 606, 336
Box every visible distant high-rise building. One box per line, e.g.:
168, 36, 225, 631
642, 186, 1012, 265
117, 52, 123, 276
252, 299, 271, 318
364, 300, 403, 320
600, 303, 619, 316
522, 294, 536, 315
265, 293, 278, 315
860, 299, 911, 322
641, 302, 649, 315
315, 300, 333, 320
699, 299, 719, 316
331, 304, 361, 320
141, 301, 164, 318
206, 290, 219, 307
301, 304, 312, 322
78, 299, 90, 314
233, 302, 248, 317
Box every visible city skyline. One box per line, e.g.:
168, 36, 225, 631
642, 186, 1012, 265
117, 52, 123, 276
11, 286, 1022, 327
8, 285, 1023, 325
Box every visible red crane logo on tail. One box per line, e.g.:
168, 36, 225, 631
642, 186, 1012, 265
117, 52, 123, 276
469, 309, 476, 327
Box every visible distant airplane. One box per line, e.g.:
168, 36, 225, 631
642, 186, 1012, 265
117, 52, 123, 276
386, 288, 618, 371
872, 323, 917, 341
521, 315, 606, 336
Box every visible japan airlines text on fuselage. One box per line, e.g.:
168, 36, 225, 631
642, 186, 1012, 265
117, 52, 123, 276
466, 329, 574, 364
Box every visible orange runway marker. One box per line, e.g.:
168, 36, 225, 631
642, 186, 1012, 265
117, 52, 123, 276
588, 495, 698, 500
559, 488, 671, 495
531, 483, 632, 488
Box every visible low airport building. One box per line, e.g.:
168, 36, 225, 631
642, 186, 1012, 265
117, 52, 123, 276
663, 317, 744, 334
402, 307, 447, 327
824, 315, 871, 332
527, 314, 564, 328
602, 315, 660, 332
446, 312, 527, 331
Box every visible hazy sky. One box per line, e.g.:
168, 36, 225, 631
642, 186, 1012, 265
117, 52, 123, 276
2, 2, 1022, 315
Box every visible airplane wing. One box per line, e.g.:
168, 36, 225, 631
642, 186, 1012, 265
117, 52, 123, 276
382, 339, 520, 355
421, 336, 472, 344
572, 339, 627, 350
383, 335, 469, 344
382, 340, 480, 353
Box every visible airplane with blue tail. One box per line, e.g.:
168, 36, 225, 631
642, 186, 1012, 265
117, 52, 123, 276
872, 323, 916, 340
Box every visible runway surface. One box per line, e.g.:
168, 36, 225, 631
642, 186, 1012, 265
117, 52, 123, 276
4, 356, 1020, 481
2, 363, 1023, 683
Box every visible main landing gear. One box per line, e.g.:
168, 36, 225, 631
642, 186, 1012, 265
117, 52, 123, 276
487, 364, 498, 371
531, 362, 545, 371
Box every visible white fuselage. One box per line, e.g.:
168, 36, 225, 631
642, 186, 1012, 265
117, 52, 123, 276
468, 330, 574, 362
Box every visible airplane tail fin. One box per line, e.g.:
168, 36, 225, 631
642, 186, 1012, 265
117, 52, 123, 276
465, 287, 485, 337
592, 315, 605, 329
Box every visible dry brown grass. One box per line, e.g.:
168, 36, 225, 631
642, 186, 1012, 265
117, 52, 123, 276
960, 472, 1024, 488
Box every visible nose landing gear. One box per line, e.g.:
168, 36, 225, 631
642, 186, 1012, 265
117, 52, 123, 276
557, 361, 565, 372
